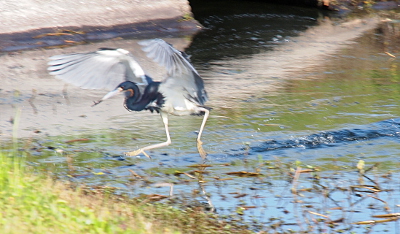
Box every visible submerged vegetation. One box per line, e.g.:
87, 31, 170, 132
2, 135, 400, 233
0, 146, 253, 234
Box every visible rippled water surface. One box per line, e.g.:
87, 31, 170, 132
4, 1, 400, 233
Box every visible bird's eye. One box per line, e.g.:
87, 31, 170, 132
126, 88, 134, 97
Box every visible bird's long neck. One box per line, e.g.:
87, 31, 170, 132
123, 82, 142, 111
124, 82, 163, 112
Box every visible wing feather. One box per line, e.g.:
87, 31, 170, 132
48, 39, 208, 107
139, 39, 208, 106
48, 48, 150, 90
138, 39, 199, 76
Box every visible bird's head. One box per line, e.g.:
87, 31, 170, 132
117, 81, 138, 98
92, 81, 139, 107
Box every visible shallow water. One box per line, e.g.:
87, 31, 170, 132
3, 1, 400, 232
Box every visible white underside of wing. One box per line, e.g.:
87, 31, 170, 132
158, 78, 201, 116
97, 49, 146, 79
48, 48, 148, 90
161, 99, 199, 116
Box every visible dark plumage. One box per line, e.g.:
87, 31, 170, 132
48, 39, 209, 158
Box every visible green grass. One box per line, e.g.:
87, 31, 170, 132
0, 150, 139, 234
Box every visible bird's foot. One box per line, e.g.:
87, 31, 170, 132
197, 140, 207, 160
125, 149, 151, 158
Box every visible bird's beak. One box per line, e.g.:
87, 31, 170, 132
101, 87, 123, 101
92, 87, 123, 107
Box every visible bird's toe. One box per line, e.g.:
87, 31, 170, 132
196, 140, 207, 159
125, 149, 151, 158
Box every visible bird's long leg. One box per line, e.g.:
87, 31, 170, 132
125, 112, 171, 158
197, 108, 209, 159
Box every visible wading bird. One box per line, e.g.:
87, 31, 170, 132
48, 39, 209, 159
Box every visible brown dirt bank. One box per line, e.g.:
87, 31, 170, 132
0, 0, 201, 51
0, 0, 198, 34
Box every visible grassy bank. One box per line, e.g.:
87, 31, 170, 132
0, 150, 152, 233
0, 149, 251, 234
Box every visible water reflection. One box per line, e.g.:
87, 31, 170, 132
189, 0, 324, 61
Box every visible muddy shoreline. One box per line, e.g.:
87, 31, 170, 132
0, 0, 199, 35
0, 0, 201, 52
0, 17, 201, 52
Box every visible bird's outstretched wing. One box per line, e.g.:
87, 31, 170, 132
139, 39, 208, 106
48, 48, 151, 90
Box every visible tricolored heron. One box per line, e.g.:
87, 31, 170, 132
48, 39, 209, 159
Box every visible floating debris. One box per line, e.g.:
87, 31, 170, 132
385, 51, 396, 58
354, 217, 399, 225
65, 138, 90, 144
187, 164, 213, 168
225, 171, 263, 177
372, 213, 400, 218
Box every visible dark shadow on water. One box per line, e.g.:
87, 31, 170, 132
188, 0, 332, 62
251, 118, 400, 153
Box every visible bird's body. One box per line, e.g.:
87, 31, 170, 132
48, 39, 209, 158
